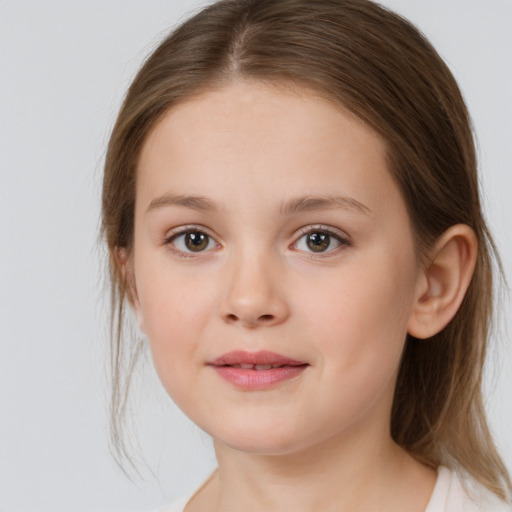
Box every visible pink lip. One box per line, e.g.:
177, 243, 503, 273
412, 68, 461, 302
207, 350, 309, 390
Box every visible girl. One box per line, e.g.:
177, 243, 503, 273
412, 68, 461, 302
101, 0, 512, 510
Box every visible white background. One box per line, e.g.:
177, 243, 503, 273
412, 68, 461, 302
1, 1, 511, 511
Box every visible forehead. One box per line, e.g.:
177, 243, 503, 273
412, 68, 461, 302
136, 81, 399, 217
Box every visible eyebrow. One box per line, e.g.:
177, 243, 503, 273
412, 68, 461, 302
278, 195, 371, 216
145, 193, 371, 216
146, 193, 216, 213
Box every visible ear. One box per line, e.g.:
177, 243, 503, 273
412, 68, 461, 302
115, 247, 145, 332
407, 224, 477, 339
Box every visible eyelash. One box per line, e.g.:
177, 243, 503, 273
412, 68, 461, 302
163, 225, 219, 258
163, 225, 351, 258
293, 225, 351, 257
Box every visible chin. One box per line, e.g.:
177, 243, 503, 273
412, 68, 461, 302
220, 437, 303, 456
205, 420, 316, 457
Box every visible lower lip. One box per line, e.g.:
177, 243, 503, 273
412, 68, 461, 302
210, 365, 308, 390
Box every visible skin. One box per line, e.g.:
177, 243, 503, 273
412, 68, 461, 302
126, 81, 476, 511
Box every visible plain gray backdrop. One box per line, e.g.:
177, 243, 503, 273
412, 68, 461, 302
1, 1, 511, 511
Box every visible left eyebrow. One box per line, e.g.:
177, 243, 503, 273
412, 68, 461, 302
278, 195, 372, 216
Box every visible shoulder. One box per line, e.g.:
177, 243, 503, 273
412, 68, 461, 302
151, 470, 218, 512
151, 493, 191, 512
425, 466, 511, 512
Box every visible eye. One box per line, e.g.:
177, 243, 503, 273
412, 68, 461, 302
166, 229, 218, 254
293, 227, 349, 254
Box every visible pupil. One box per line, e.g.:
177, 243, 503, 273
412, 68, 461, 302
307, 232, 330, 252
185, 232, 208, 252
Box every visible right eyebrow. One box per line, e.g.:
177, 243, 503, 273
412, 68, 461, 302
145, 193, 218, 213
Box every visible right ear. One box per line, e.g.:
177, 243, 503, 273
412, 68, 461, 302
114, 247, 144, 331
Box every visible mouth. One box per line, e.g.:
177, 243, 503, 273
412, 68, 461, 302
207, 350, 309, 390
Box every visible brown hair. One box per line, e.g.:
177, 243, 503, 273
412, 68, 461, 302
101, 0, 511, 498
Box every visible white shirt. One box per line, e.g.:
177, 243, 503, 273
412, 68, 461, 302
155, 466, 511, 512
424, 466, 510, 512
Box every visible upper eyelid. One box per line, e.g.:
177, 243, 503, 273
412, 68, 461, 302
163, 227, 220, 257
164, 224, 218, 242
161, 224, 351, 248
294, 224, 351, 241
290, 226, 352, 257
163, 223, 348, 235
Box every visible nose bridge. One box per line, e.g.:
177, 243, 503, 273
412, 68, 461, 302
220, 241, 289, 327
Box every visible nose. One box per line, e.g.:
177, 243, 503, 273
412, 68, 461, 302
219, 252, 290, 328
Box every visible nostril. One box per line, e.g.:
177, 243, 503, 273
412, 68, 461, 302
224, 312, 275, 324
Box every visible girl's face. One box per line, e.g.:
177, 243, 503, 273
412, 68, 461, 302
131, 82, 424, 455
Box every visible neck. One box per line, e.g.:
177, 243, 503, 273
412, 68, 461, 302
217, 437, 397, 511
189, 424, 436, 512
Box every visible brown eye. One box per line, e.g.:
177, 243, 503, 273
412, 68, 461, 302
168, 230, 216, 254
294, 228, 347, 255
185, 232, 209, 252
306, 232, 331, 252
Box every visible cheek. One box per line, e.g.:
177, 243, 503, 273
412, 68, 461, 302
300, 251, 418, 369
135, 262, 215, 386
295, 258, 418, 429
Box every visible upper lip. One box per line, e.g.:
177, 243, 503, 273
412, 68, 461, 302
208, 350, 308, 367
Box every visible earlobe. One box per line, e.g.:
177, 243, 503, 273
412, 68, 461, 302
114, 247, 145, 332
407, 224, 477, 339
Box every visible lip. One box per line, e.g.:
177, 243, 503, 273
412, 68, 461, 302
207, 350, 309, 390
